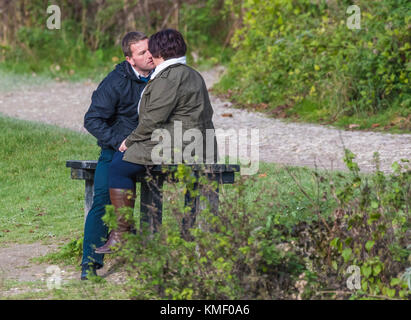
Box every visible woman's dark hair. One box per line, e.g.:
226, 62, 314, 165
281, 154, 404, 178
148, 29, 187, 60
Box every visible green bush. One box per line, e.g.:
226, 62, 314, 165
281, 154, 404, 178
3, 21, 122, 80
115, 169, 306, 299
109, 157, 410, 300
215, 0, 411, 123
180, 0, 233, 67
0, 0, 232, 78
292, 151, 411, 299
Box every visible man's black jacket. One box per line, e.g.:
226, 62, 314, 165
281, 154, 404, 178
84, 61, 148, 151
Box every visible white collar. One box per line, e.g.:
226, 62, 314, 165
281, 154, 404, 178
131, 65, 152, 80
150, 56, 186, 80
131, 66, 143, 79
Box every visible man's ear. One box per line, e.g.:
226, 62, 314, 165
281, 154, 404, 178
125, 56, 132, 65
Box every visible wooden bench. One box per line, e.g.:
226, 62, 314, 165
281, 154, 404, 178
66, 160, 240, 238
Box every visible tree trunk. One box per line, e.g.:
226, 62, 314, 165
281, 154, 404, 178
0, 0, 9, 45
124, 0, 137, 31
81, 0, 87, 43
173, 1, 180, 29
143, 0, 151, 28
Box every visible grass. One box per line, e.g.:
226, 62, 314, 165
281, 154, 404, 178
213, 86, 411, 135
288, 97, 411, 134
0, 278, 130, 300
0, 115, 100, 245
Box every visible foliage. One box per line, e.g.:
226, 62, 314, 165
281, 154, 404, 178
35, 237, 84, 266
291, 151, 411, 299
106, 158, 410, 300
110, 167, 306, 299
0, 0, 232, 78
214, 0, 411, 128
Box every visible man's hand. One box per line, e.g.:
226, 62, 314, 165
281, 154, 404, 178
119, 139, 128, 152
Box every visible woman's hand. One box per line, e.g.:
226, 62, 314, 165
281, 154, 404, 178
119, 139, 128, 152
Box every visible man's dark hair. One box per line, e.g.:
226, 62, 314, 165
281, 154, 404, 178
122, 31, 148, 57
148, 29, 187, 60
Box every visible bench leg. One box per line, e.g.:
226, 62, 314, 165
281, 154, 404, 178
140, 176, 164, 236
181, 181, 199, 241
198, 184, 219, 216
182, 180, 220, 240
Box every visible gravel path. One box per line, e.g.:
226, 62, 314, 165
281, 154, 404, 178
0, 67, 410, 174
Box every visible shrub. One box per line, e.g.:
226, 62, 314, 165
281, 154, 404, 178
215, 0, 411, 121
292, 151, 411, 299
108, 155, 410, 300
111, 167, 306, 299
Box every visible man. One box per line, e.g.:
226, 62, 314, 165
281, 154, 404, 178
81, 31, 154, 280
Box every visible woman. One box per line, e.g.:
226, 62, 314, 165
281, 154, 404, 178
95, 29, 217, 254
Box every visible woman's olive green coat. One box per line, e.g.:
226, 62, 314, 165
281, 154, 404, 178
123, 63, 217, 165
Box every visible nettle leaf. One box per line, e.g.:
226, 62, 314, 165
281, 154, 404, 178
368, 213, 381, 225
365, 240, 375, 252
330, 237, 340, 248
390, 278, 401, 286
373, 264, 382, 276
345, 237, 353, 246
362, 280, 368, 291
362, 265, 372, 278
387, 288, 396, 298
342, 248, 352, 263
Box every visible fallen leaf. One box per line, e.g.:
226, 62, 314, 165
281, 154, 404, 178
391, 116, 406, 125
271, 104, 292, 118
259, 173, 267, 177
348, 124, 360, 129
371, 123, 380, 128
221, 113, 233, 117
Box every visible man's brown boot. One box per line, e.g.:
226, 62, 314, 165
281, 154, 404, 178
95, 188, 135, 254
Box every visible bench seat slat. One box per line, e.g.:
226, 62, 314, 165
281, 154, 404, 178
66, 160, 240, 173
